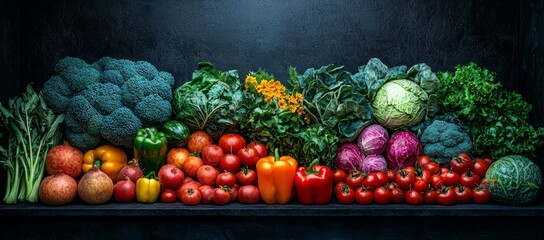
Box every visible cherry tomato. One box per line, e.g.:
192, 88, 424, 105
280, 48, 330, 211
355, 187, 373, 205
415, 169, 432, 183
333, 169, 347, 184
362, 173, 381, 189
181, 188, 201, 206
423, 162, 440, 174
395, 169, 415, 191
216, 171, 236, 187
442, 171, 459, 186
430, 174, 444, 189
161, 189, 177, 203
472, 187, 491, 204
405, 189, 423, 205
220, 154, 241, 172
390, 187, 404, 204
459, 170, 480, 188
213, 187, 231, 205
247, 142, 267, 158
437, 187, 456, 206
373, 187, 391, 204
472, 159, 489, 177
424, 189, 438, 204
416, 155, 431, 168
413, 179, 428, 192
374, 172, 389, 186
450, 156, 473, 174
403, 166, 416, 175
453, 185, 472, 204
218, 134, 246, 154
346, 170, 364, 189
336, 184, 355, 204
386, 169, 396, 182
236, 167, 257, 185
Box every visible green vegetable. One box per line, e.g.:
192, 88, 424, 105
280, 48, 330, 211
161, 120, 191, 148
42, 57, 174, 151
298, 64, 373, 141
133, 127, 168, 175
294, 124, 339, 167
0, 84, 65, 204
485, 155, 542, 205
173, 62, 245, 140
354, 58, 440, 130
438, 63, 544, 158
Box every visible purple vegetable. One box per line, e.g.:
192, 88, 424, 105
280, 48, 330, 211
335, 143, 365, 172
385, 130, 422, 170
357, 124, 389, 155
361, 155, 387, 173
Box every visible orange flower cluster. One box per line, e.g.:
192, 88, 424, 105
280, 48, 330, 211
245, 75, 306, 116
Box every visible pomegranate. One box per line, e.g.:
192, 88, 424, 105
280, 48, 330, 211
117, 159, 144, 183
158, 164, 185, 190
39, 173, 78, 205
197, 165, 219, 186
201, 145, 224, 168
45, 141, 83, 178
78, 166, 113, 204
113, 177, 136, 203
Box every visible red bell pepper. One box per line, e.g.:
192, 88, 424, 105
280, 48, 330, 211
294, 159, 333, 204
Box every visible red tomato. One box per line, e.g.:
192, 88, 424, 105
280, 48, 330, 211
413, 179, 428, 193
229, 184, 238, 202
336, 184, 355, 204
453, 185, 472, 204
403, 166, 416, 175
373, 187, 391, 204
440, 166, 451, 174
442, 171, 459, 186
423, 162, 439, 174
386, 182, 399, 191
247, 142, 267, 158
430, 174, 444, 189
478, 156, 495, 166
216, 171, 236, 187
479, 178, 488, 188
437, 187, 456, 206
161, 189, 177, 203
179, 181, 202, 194
395, 169, 415, 191
424, 189, 438, 204
450, 156, 473, 174
181, 188, 201, 206
238, 185, 260, 204
346, 170, 364, 189
199, 185, 215, 204
459, 170, 480, 188
220, 154, 241, 173
362, 173, 382, 189
374, 172, 389, 186
238, 147, 260, 167
218, 134, 246, 154
405, 190, 423, 205
390, 187, 404, 204
213, 187, 231, 205
386, 169, 396, 183
472, 159, 489, 177
472, 187, 491, 204
415, 169, 432, 183
355, 187, 373, 205
333, 169, 347, 184
236, 167, 257, 185
416, 155, 431, 168
457, 153, 473, 162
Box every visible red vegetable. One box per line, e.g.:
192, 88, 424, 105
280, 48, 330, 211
294, 160, 333, 205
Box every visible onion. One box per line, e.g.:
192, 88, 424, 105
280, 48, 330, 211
113, 177, 136, 203
39, 173, 78, 205
78, 166, 113, 204
45, 141, 83, 178
117, 159, 144, 183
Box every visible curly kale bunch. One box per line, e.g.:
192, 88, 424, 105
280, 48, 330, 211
42, 57, 174, 151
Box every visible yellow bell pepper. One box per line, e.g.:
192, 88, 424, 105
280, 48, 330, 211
83, 144, 128, 182
256, 149, 298, 204
136, 174, 161, 203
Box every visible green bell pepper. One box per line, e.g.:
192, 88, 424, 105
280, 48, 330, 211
133, 127, 168, 175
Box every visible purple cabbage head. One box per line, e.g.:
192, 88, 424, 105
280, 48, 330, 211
335, 143, 365, 172
385, 130, 422, 170
357, 124, 389, 155
361, 155, 388, 173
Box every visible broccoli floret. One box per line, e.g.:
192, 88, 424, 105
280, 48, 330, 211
149, 79, 173, 101
101, 70, 125, 87
420, 120, 473, 163
65, 130, 102, 152
100, 107, 142, 148
134, 94, 172, 126
55, 57, 100, 92
120, 76, 153, 108
67, 96, 101, 125
135, 61, 160, 80
42, 76, 73, 113
81, 83, 123, 115
64, 113, 86, 133
158, 71, 175, 87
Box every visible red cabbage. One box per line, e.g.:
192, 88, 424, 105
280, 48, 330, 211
385, 131, 422, 170
335, 143, 365, 172
357, 124, 389, 155
361, 155, 387, 173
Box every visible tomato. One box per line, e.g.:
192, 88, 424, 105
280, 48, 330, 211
416, 155, 431, 168
453, 185, 472, 204
472, 187, 491, 204
346, 170, 364, 189
415, 169, 432, 183
218, 134, 246, 154
386, 169, 396, 183
457, 153, 472, 162
459, 170, 480, 188
333, 169, 347, 184
405, 190, 423, 205
355, 187, 373, 205
236, 167, 257, 185
247, 142, 267, 158
423, 162, 439, 174
437, 187, 456, 206
390, 187, 404, 204
238, 147, 260, 167
196, 165, 219, 186
413, 179, 428, 193
220, 154, 241, 173
216, 171, 236, 187
182, 155, 204, 178
386, 182, 399, 191
440, 166, 451, 174
430, 174, 444, 189
450, 155, 473, 174
186, 130, 214, 153
229, 184, 238, 202
181, 188, 201, 206
362, 173, 381, 189
442, 171, 459, 186
373, 187, 391, 204
335, 182, 346, 193
336, 184, 355, 204
403, 166, 416, 175
179, 181, 202, 194
201, 145, 224, 168
395, 169, 415, 191
479, 178, 488, 188
238, 185, 260, 204
213, 187, 231, 205
161, 189, 177, 203
199, 185, 215, 204
424, 189, 438, 204
477, 155, 495, 166
472, 159, 489, 177
375, 172, 389, 186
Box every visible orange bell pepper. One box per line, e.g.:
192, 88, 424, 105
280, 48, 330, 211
256, 149, 298, 204
83, 144, 128, 182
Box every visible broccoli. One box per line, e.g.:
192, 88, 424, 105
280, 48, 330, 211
42, 56, 174, 151
420, 119, 473, 164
